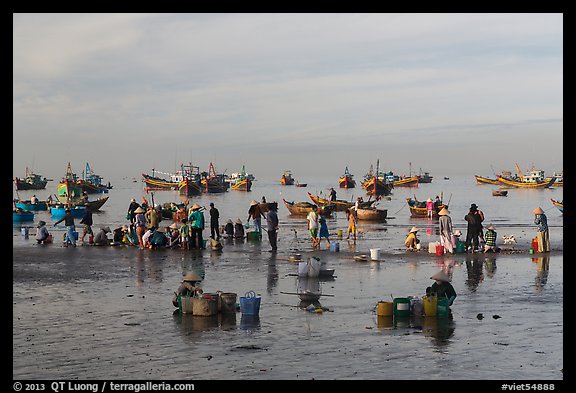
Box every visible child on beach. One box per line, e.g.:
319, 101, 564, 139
318, 215, 331, 248
180, 218, 190, 250
346, 208, 357, 241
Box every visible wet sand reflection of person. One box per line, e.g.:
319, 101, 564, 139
533, 255, 550, 292
465, 254, 484, 292
267, 257, 279, 295
484, 255, 498, 279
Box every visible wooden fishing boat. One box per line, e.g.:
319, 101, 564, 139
492, 190, 508, 197
258, 201, 278, 213
417, 169, 433, 183
56, 163, 83, 203
307, 192, 375, 212
406, 197, 448, 218
355, 207, 388, 221
48, 195, 109, 211
496, 174, 555, 188
474, 175, 499, 185
295, 182, 307, 187
142, 172, 179, 189
200, 162, 229, 193
362, 176, 393, 196
282, 198, 336, 216
392, 176, 419, 187
552, 172, 563, 186
230, 165, 253, 191
14, 199, 49, 211
338, 166, 356, 188
13, 209, 34, 222
178, 177, 203, 196
551, 199, 563, 214
280, 170, 295, 185
14, 167, 49, 190
77, 163, 110, 194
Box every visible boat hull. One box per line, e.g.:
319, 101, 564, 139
307, 192, 375, 212
14, 179, 48, 190
551, 199, 563, 213
13, 211, 35, 222
231, 178, 252, 191
142, 173, 179, 190
406, 198, 448, 218
338, 176, 356, 188
355, 208, 388, 221
178, 179, 203, 196
283, 199, 336, 216
474, 175, 499, 185
14, 200, 48, 211
392, 176, 419, 187
362, 177, 393, 196
50, 206, 86, 220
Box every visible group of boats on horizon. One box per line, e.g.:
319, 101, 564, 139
475, 163, 563, 189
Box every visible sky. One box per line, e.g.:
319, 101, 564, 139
13, 13, 563, 183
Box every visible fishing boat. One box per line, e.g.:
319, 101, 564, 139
295, 182, 307, 187
355, 207, 388, 221
280, 170, 295, 185
48, 195, 109, 211
259, 201, 279, 213
496, 167, 555, 188
361, 160, 394, 196
142, 169, 180, 190
492, 190, 508, 197
77, 163, 110, 194
176, 163, 203, 196
551, 199, 563, 214
338, 167, 356, 188
14, 167, 49, 190
13, 209, 34, 222
50, 204, 87, 220
200, 162, 229, 193
417, 169, 433, 183
282, 198, 336, 216
56, 163, 84, 203
474, 175, 499, 185
406, 197, 449, 218
392, 176, 419, 187
307, 192, 375, 212
14, 199, 49, 211
229, 165, 253, 191
552, 172, 563, 186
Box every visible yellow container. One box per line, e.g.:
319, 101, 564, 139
422, 295, 437, 317
337, 229, 343, 238
377, 301, 394, 317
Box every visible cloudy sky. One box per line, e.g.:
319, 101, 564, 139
13, 13, 563, 182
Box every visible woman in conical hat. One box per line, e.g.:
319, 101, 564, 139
438, 207, 454, 254
405, 226, 420, 251
134, 206, 145, 214
533, 206, 550, 252
428, 270, 457, 306
172, 272, 203, 308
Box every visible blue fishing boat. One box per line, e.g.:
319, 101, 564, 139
14, 199, 49, 211
13, 209, 34, 222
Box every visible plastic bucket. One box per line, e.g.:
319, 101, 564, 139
330, 241, 340, 252
192, 297, 217, 316
377, 316, 393, 328
21, 226, 29, 237
377, 301, 393, 317
532, 238, 539, 253
422, 295, 437, 316
203, 292, 220, 310
247, 231, 260, 241
393, 297, 410, 318
455, 241, 466, 253
298, 261, 309, 276
410, 297, 424, 316
370, 248, 381, 260
437, 297, 449, 318
435, 244, 444, 256
337, 229, 343, 238
239, 291, 261, 316
219, 292, 238, 314
428, 242, 439, 253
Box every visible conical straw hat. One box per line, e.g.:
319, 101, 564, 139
533, 207, 544, 214
183, 272, 201, 282
134, 207, 145, 213
409, 226, 419, 233
438, 207, 449, 216
430, 270, 451, 282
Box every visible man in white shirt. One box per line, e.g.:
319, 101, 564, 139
306, 205, 320, 248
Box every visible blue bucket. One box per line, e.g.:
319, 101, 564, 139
330, 241, 340, 252
239, 291, 261, 316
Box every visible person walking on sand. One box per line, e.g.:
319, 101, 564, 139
79, 206, 94, 244
533, 207, 550, 252
318, 214, 331, 248
346, 207, 357, 241
53, 208, 77, 247
438, 207, 454, 254
247, 200, 265, 235
307, 205, 321, 248
209, 202, 220, 240
266, 202, 279, 252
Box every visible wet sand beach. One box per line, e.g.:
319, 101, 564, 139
13, 226, 563, 380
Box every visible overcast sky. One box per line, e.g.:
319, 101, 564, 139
13, 13, 563, 182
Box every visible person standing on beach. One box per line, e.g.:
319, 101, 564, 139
127, 198, 140, 224
472, 203, 485, 245
307, 205, 321, 248
145, 205, 159, 231
329, 187, 337, 202
426, 198, 434, 219
79, 206, 94, 245
53, 208, 76, 247
464, 204, 481, 252
134, 206, 147, 249
533, 207, 550, 252
247, 200, 265, 235
438, 207, 454, 254
266, 203, 279, 252
189, 203, 205, 249
318, 214, 331, 248
209, 202, 220, 240
346, 207, 357, 241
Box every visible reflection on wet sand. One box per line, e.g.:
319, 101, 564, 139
533, 255, 550, 292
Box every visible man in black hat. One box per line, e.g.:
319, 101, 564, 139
266, 202, 279, 252
464, 204, 481, 252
